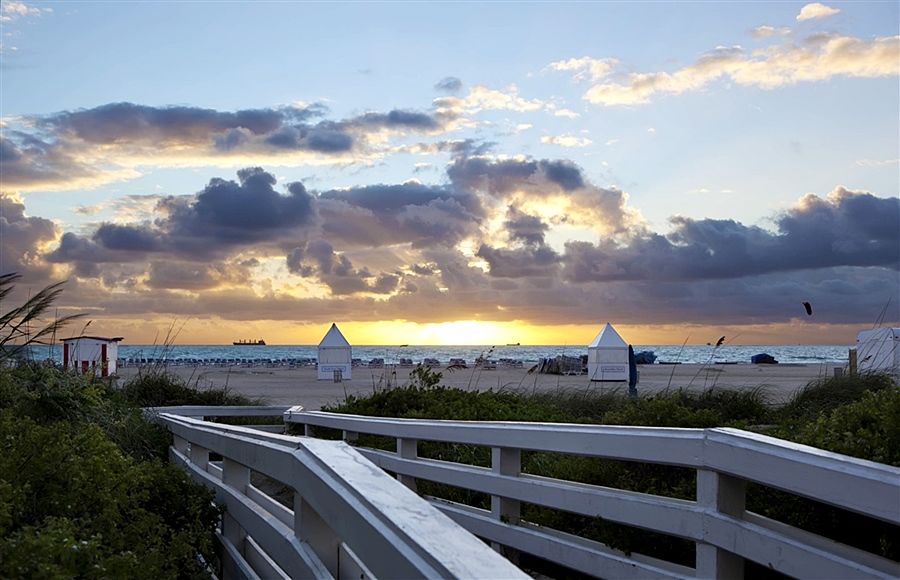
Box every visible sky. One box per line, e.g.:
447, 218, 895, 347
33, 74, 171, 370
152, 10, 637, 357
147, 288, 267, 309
1, 1, 898, 345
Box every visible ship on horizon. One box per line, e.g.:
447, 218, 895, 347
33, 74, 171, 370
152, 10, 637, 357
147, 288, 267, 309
233, 339, 267, 346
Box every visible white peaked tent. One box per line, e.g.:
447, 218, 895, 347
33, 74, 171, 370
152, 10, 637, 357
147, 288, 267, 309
317, 323, 352, 380
588, 323, 629, 382
857, 328, 900, 380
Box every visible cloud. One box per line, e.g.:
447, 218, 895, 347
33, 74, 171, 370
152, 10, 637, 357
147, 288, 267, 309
0, 193, 58, 280
9, 146, 897, 330
546, 57, 618, 81
284, 239, 402, 295
446, 156, 640, 234
541, 134, 592, 148
855, 158, 899, 167
476, 243, 560, 278
505, 206, 550, 246
796, 3, 840, 21
0, 1, 50, 22
4, 101, 459, 191
561, 187, 899, 283
751, 25, 791, 38
318, 182, 484, 248
553, 108, 580, 119
0, 134, 137, 191
435, 85, 547, 115
561, 33, 899, 106
434, 76, 463, 93
47, 167, 317, 269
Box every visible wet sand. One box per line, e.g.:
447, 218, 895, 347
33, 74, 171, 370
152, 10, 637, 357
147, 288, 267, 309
118, 362, 842, 411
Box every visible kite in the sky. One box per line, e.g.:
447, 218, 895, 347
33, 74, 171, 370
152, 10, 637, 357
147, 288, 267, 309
802, 302, 813, 316
715, 336, 726, 347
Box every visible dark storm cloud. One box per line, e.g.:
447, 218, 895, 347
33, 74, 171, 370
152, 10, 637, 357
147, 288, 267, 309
93, 223, 163, 252
284, 239, 401, 295
447, 157, 585, 193
318, 182, 483, 248
447, 155, 634, 233
46, 168, 317, 271
505, 206, 549, 246
539, 160, 585, 190
0, 135, 99, 189
162, 167, 315, 247
447, 157, 540, 194
146, 262, 219, 291
262, 124, 354, 152
562, 189, 900, 283
346, 109, 441, 130
434, 77, 463, 94
476, 244, 561, 278
0, 194, 58, 280
41, 102, 318, 144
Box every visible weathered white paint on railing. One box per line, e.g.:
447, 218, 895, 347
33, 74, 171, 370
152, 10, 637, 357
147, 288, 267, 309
287, 410, 900, 580
157, 413, 527, 580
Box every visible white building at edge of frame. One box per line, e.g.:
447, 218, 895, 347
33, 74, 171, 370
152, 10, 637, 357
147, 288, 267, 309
317, 323, 352, 380
857, 327, 900, 380
61, 335, 124, 377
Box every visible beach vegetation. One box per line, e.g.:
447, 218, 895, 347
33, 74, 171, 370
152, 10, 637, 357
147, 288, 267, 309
0, 364, 220, 578
324, 374, 900, 572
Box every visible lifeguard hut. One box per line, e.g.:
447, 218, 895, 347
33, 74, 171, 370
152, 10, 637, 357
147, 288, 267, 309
317, 323, 352, 380
61, 336, 123, 377
587, 323, 629, 382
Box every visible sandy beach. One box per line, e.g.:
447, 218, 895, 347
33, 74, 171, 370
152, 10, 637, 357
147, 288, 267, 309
117, 362, 842, 410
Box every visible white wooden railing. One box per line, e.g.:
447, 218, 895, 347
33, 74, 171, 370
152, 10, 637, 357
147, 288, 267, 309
286, 409, 900, 580
150, 407, 526, 580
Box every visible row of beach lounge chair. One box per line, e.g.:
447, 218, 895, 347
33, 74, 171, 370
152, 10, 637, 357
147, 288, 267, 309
117, 357, 526, 369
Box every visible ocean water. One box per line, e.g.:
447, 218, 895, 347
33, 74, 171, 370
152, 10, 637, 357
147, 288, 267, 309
33, 344, 851, 365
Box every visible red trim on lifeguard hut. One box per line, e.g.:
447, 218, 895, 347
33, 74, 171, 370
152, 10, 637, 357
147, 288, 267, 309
60, 336, 124, 377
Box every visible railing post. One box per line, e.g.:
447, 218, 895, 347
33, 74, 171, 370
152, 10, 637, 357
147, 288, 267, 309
491, 447, 521, 559
342, 430, 358, 443
189, 443, 209, 471
222, 458, 251, 554
397, 438, 418, 491
173, 434, 188, 454
294, 492, 340, 576
696, 469, 746, 579
304, 424, 313, 437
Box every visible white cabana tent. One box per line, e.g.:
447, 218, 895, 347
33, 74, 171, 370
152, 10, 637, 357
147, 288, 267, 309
857, 328, 899, 380
588, 323, 629, 382
317, 323, 352, 380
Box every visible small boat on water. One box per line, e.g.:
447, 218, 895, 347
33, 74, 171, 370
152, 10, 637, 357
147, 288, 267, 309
234, 339, 266, 346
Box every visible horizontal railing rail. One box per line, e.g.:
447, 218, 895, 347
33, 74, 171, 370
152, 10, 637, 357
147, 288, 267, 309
287, 409, 900, 580
154, 411, 526, 580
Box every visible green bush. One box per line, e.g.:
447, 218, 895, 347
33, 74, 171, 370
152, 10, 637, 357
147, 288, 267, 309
326, 377, 900, 570
0, 411, 220, 578
778, 372, 895, 423
790, 387, 900, 466
119, 371, 257, 408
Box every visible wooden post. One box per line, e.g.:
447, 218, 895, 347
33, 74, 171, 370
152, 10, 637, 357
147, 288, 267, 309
696, 470, 746, 579
172, 434, 188, 454
294, 493, 340, 576
396, 438, 418, 491
491, 447, 521, 560
849, 348, 857, 376
222, 458, 251, 553
189, 443, 209, 471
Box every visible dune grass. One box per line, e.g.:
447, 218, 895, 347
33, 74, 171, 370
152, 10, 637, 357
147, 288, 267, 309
324, 370, 899, 573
